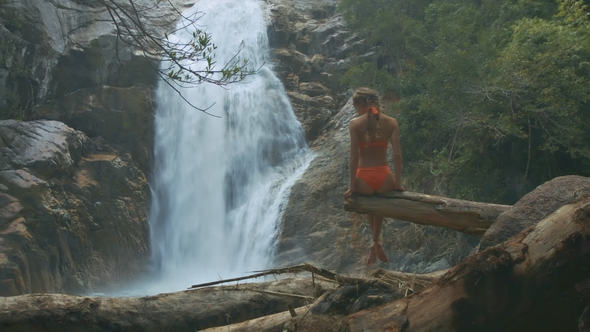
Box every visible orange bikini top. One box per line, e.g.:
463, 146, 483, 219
359, 140, 388, 149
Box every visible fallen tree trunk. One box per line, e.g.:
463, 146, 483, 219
0, 278, 335, 332
201, 269, 442, 331
0, 265, 439, 332
345, 198, 590, 331
344, 191, 511, 235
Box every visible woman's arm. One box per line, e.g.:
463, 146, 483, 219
390, 119, 404, 190
346, 123, 360, 196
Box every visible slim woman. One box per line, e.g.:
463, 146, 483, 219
344, 88, 404, 265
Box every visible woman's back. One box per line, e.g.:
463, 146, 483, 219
350, 113, 398, 168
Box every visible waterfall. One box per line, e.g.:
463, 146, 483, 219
142, 0, 311, 294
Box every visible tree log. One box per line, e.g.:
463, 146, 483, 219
344, 191, 511, 235
345, 198, 590, 331
201, 305, 312, 332
0, 278, 335, 332
0, 263, 445, 332
202, 269, 443, 331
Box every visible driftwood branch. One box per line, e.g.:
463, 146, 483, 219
189, 263, 342, 289
344, 191, 511, 235
369, 268, 444, 296
190, 263, 408, 291
230, 288, 315, 300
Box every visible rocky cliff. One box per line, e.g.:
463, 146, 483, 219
266, 0, 478, 274
0, 0, 191, 295
265, 0, 356, 141
0, 120, 149, 295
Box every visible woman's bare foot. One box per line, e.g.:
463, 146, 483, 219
375, 243, 388, 262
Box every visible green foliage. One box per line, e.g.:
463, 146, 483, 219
339, 0, 590, 203
159, 26, 248, 87
101, 0, 251, 112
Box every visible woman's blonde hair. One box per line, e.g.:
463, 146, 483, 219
353, 87, 381, 139
352, 87, 380, 108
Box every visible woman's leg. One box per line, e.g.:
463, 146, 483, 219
367, 215, 377, 265
372, 215, 388, 262
352, 177, 389, 264
372, 215, 382, 244
367, 214, 388, 264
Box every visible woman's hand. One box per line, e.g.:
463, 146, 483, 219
344, 188, 353, 198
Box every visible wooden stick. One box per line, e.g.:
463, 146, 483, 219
189, 263, 321, 289
189, 263, 401, 292
231, 288, 315, 300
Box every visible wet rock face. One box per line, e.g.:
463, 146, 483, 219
34, 86, 155, 169
265, 0, 360, 142
0, 0, 181, 167
0, 0, 192, 294
0, 120, 149, 295
0, 120, 86, 177
0, 0, 111, 118
480, 175, 590, 250
274, 100, 355, 271
0, 0, 188, 120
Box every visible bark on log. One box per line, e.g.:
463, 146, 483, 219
344, 191, 511, 235
345, 198, 590, 331
201, 305, 312, 332
203, 270, 443, 331
0, 278, 334, 332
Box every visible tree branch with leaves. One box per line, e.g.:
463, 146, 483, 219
99, 0, 250, 112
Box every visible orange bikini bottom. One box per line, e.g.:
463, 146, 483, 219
356, 166, 391, 191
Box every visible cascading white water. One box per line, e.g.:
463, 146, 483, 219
143, 0, 311, 294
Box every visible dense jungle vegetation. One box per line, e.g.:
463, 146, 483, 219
339, 0, 590, 203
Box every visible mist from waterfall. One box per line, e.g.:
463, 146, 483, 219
138, 0, 311, 294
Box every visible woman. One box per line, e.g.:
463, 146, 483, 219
344, 87, 404, 265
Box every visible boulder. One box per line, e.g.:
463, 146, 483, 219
480, 175, 590, 250
299, 82, 330, 97
0, 120, 86, 176
34, 86, 155, 169
287, 91, 335, 141
0, 120, 149, 295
